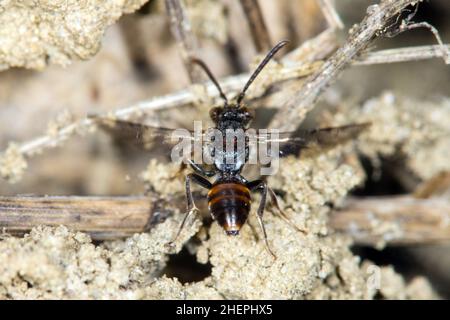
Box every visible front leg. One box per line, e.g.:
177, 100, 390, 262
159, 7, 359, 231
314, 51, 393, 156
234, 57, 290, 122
187, 159, 216, 177
171, 158, 215, 181
167, 173, 212, 247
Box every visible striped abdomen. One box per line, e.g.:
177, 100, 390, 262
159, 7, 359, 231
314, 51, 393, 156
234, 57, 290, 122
207, 182, 251, 235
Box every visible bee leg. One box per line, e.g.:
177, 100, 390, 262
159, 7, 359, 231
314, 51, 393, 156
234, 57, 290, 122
267, 187, 307, 234
170, 162, 187, 181
187, 159, 216, 177
247, 179, 277, 259
171, 147, 203, 180
167, 173, 211, 248
171, 159, 215, 180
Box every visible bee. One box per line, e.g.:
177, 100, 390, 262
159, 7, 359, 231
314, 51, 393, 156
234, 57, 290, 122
93, 41, 369, 257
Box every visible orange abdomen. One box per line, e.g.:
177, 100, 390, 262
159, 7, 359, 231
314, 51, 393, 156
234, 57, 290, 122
207, 182, 251, 235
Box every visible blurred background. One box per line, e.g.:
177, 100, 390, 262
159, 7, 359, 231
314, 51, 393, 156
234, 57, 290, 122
0, 0, 449, 297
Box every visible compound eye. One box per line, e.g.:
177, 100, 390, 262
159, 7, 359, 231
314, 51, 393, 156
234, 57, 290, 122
240, 107, 254, 122
210, 107, 222, 122
245, 108, 255, 120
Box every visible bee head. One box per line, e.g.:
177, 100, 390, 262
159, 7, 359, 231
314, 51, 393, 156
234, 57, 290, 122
210, 105, 254, 129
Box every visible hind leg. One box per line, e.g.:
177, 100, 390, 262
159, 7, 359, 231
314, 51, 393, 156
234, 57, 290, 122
247, 179, 276, 259
267, 187, 307, 234
167, 173, 211, 247
248, 179, 307, 236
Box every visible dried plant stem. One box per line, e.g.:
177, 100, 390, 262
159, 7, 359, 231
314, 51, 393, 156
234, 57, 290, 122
239, 0, 272, 52
331, 196, 450, 246
408, 22, 450, 64
165, 0, 203, 82
0, 196, 154, 240
17, 91, 194, 157
316, 0, 344, 30
284, 28, 339, 62
0, 194, 448, 245
355, 44, 450, 65
384, 20, 450, 64
119, 16, 153, 76
269, 0, 425, 131
414, 171, 450, 199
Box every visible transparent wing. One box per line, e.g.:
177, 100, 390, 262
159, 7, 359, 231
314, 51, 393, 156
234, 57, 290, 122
248, 122, 370, 157
92, 117, 199, 150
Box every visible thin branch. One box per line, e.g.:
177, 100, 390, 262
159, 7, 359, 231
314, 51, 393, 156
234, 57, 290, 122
16, 90, 194, 157
239, 0, 272, 52
414, 171, 450, 199
269, 0, 426, 131
5, 74, 249, 159
330, 195, 450, 246
354, 44, 450, 65
405, 22, 449, 63
119, 16, 154, 79
165, 0, 204, 82
317, 0, 344, 30
1, 195, 449, 246
283, 28, 339, 62
0, 196, 157, 240
381, 16, 450, 64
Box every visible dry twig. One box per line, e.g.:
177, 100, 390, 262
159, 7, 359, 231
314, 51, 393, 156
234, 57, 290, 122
269, 0, 428, 131
331, 195, 450, 246
316, 0, 344, 30
0, 194, 449, 246
414, 171, 450, 199
239, 0, 272, 52
165, 0, 204, 82
381, 14, 450, 64
0, 196, 155, 240
355, 44, 450, 65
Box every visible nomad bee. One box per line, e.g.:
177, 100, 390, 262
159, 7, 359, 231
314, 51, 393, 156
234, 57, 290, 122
94, 41, 369, 257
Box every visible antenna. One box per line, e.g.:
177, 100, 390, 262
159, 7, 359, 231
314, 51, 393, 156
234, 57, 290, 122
236, 40, 289, 105
190, 57, 228, 104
